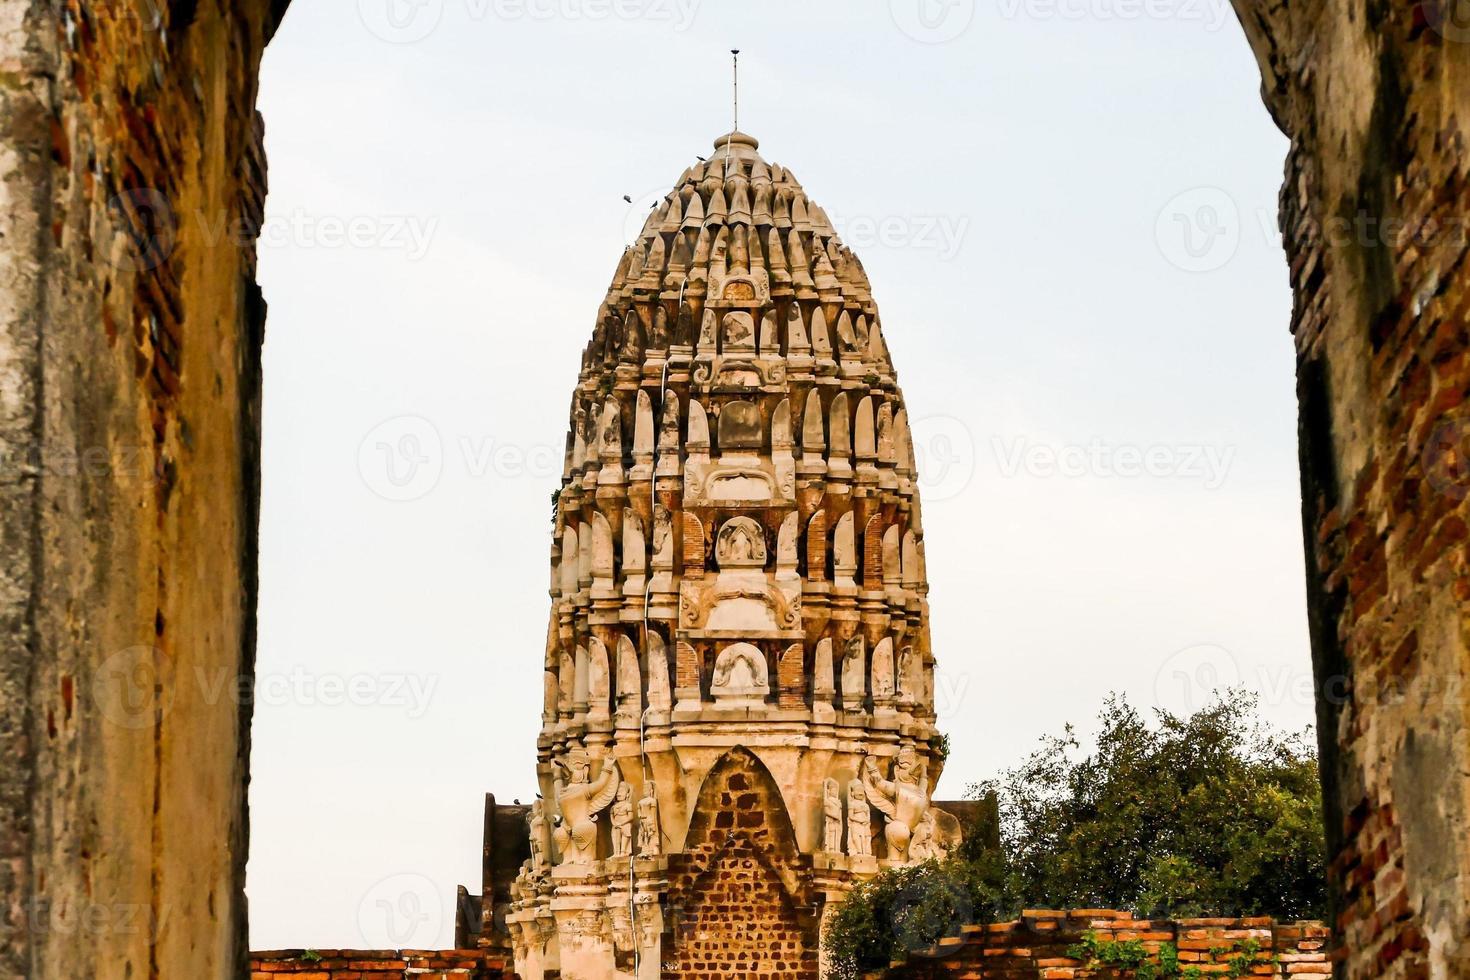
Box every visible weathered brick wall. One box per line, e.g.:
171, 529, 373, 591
1228, 2, 1470, 976
250, 948, 514, 979
877, 910, 1330, 979
0, 0, 281, 976
664, 747, 819, 980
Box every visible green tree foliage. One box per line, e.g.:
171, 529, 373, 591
822, 691, 1326, 979
984, 690, 1326, 921
821, 858, 1013, 980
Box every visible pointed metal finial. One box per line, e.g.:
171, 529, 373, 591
724, 49, 742, 177
731, 49, 741, 135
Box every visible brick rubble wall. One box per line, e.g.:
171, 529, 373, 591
251, 948, 514, 979
877, 910, 1330, 979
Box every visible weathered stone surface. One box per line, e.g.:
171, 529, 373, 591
0, 0, 280, 976
1230, 2, 1470, 976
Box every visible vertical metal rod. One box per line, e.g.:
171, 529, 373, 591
726, 49, 740, 178
732, 48, 740, 134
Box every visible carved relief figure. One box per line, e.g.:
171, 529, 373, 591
896, 644, 917, 705
715, 516, 766, 568
908, 809, 944, 863
822, 778, 844, 852
529, 798, 551, 872
615, 634, 641, 717
862, 745, 930, 863
871, 636, 895, 701
652, 504, 673, 566
610, 784, 634, 858
711, 642, 769, 698
637, 784, 661, 857
587, 638, 610, 718
552, 746, 621, 865
846, 779, 872, 857
645, 632, 671, 710
841, 635, 866, 709
722, 311, 756, 351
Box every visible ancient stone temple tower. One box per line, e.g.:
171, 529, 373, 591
506, 131, 961, 980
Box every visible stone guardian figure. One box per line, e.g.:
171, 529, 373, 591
609, 784, 634, 858
637, 784, 661, 857
552, 747, 621, 865
862, 744, 930, 864
908, 808, 944, 863
528, 798, 551, 873
845, 779, 873, 857
822, 778, 844, 852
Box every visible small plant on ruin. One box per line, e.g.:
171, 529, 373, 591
301, 949, 323, 962
1064, 932, 1220, 980
1223, 938, 1265, 979
1067, 931, 1173, 979
822, 858, 1012, 980
932, 732, 951, 764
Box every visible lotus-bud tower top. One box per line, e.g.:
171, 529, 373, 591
507, 130, 961, 980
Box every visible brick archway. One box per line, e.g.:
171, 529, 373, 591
664, 748, 819, 979
2, 3, 1468, 977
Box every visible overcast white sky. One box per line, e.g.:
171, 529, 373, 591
247, 0, 1308, 951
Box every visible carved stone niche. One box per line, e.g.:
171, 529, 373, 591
687, 400, 787, 506
711, 270, 771, 308
721, 311, 757, 354
715, 515, 766, 569
710, 641, 770, 704
679, 516, 803, 637
716, 400, 763, 451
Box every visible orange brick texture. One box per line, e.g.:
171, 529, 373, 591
1228, 2, 1470, 975
875, 910, 1330, 980
663, 747, 819, 980
249, 948, 513, 980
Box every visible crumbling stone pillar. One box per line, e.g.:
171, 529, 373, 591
0, 0, 282, 976
1229, 2, 1470, 976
